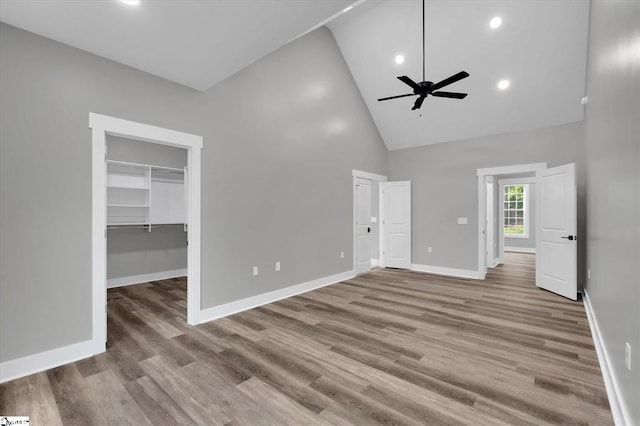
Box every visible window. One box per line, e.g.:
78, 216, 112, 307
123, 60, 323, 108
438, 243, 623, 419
503, 184, 528, 237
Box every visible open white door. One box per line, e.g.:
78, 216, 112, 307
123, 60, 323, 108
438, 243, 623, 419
486, 178, 495, 269
382, 181, 411, 269
536, 163, 577, 300
354, 178, 372, 275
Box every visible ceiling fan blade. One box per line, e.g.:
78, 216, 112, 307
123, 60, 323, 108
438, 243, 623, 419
397, 76, 420, 91
411, 96, 426, 110
431, 91, 468, 99
378, 93, 416, 101
430, 71, 470, 91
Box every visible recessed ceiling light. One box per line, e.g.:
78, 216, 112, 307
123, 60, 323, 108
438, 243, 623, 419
489, 16, 502, 29
498, 79, 510, 90
121, 0, 140, 5
395, 55, 405, 65
343, 5, 353, 13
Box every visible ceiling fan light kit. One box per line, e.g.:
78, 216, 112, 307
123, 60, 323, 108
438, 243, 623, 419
378, 0, 469, 111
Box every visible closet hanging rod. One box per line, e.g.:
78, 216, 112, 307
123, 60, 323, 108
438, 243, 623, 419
106, 223, 184, 230
107, 159, 185, 172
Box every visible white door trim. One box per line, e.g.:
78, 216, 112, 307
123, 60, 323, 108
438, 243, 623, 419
477, 163, 547, 177
352, 169, 388, 182
352, 170, 386, 273
476, 163, 547, 277
89, 113, 203, 356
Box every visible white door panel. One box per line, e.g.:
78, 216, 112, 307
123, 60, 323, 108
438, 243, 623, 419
355, 178, 372, 274
383, 181, 411, 269
486, 179, 494, 268
536, 163, 577, 300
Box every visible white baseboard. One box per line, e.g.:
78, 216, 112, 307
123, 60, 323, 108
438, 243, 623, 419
370, 258, 379, 267
107, 268, 187, 288
195, 269, 356, 325
0, 338, 100, 384
490, 258, 500, 268
504, 246, 536, 254
583, 290, 631, 426
410, 263, 485, 280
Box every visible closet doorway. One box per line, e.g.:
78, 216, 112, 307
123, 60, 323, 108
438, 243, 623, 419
90, 113, 203, 355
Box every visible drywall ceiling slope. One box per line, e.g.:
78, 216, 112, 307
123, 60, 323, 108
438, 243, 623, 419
328, 0, 590, 150
0, 0, 354, 91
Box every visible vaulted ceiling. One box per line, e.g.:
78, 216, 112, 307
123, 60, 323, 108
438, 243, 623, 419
0, 0, 353, 91
328, 0, 590, 149
0, 0, 590, 151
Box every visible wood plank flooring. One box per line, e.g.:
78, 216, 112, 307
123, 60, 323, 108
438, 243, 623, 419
1, 253, 613, 425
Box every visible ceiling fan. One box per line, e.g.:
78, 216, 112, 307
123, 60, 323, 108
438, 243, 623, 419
378, 0, 469, 111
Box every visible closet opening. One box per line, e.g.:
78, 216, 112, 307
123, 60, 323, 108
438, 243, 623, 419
106, 137, 188, 345
90, 113, 203, 356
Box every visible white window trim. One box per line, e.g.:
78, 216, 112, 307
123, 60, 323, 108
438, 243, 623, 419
502, 183, 530, 239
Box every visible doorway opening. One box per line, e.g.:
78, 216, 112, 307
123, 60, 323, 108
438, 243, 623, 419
353, 170, 386, 275
477, 162, 578, 300
90, 113, 203, 356
492, 174, 537, 266
477, 163, 546, 278
106, 136, 188, 346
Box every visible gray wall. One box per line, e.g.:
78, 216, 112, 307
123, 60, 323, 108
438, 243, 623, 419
503, 182, 536, 250
106, 136, 187, 281
107, 135, 187, 169
583, 1, 640, 423
387, 122, 586, 281
0, 24, 387, 362
107, 228, 187, 280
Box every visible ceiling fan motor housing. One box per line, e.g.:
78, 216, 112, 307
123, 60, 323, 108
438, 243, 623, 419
417, 81, 433, 95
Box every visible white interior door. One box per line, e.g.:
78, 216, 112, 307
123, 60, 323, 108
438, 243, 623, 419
536, 163, 577, 300
382, 181, 411, 269
486, 179, 494, 268
355, 177, 372, 274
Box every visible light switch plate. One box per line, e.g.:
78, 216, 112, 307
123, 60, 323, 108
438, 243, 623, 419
253, 266, 258, 276
371, 217, 377, 223
458, 217, 468, 225
275, 262, 281, 272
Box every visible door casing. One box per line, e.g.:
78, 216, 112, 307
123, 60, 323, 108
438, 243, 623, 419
477, 163, 547, 277
90, 113, 203, 356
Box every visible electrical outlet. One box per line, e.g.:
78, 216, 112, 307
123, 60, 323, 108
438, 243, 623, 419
625, 342, 631, 370
341, 251, 344, 259
275, 262, 281, 272
252, 266, 258, 276
427, 246, 432, 253
588, 268, 591, 279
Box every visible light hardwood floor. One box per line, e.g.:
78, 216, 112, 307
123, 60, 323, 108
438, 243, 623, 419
1, 253, 612, 425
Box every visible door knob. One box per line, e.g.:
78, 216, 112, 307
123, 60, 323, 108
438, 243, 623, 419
561, 235, 576, 241
367, 227, 371, 233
